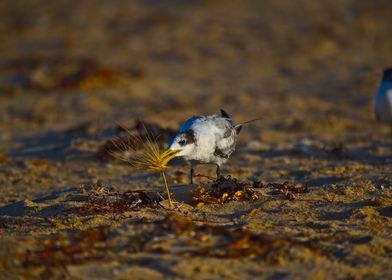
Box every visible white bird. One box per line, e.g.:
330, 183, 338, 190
375, 67, 392, 138
168, 109, 255, 184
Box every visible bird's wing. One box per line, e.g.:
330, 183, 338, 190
213, 118, 237, 158
211, 116, 234, 131
214, 138, 236, 159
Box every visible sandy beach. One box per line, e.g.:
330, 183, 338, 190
0, 0, 391, 279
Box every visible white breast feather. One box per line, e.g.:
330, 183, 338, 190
181, 115, 236, 164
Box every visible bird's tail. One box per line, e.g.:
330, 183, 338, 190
234, 118, 262, 134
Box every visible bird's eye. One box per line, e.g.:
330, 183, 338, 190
179, 139, 186, 146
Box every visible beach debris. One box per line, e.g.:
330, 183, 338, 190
156, 213, 291, 258
9, 213, 315, 271
108, 126, 179, 208
192, 178, 309, 205
68, 181, 161, 216
0, 56, 130, 94
20, 226, 110, 267
368, 197, 385, 207
264, 181, 309, 201
192, 177, 262, 206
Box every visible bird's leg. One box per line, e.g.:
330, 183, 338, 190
190, 162, 194, 185
216, 164, 222, 181
390, 126, 392, 153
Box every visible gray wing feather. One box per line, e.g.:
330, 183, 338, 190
214, 117, 237, 158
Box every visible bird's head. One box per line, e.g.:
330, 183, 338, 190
168, 129, 196, 158
383, 67, 392, 82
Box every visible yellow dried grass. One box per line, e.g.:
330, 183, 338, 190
109, 125, 179, 208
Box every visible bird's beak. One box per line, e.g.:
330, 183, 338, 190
170, 149, 181, 154
163, 148, 181, 159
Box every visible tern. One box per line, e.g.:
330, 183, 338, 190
169, 109, 257, 184
375, 67, 392, 139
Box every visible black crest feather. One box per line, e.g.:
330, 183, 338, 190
220, 109, 230, 119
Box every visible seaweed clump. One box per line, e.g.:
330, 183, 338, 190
21, 227, 110, 267
192, 177, 263, 206
68, 181, 161, 216
265, 181, 309, 201
192, 178, 309, 206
